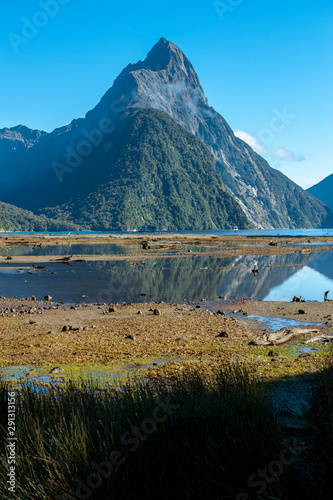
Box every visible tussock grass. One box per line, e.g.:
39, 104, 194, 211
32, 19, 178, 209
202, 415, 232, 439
0, 364, 294, 499
308, 355, 333, 499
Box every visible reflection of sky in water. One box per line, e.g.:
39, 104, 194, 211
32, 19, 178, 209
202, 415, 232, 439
245, 315, 322, 331
264, 267, 333, 302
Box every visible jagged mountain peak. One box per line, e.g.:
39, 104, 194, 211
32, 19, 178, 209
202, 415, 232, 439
0, 124, 46, 142
143, 37, 191, 72
0, 124, 46, 151
86, 37, 206, 129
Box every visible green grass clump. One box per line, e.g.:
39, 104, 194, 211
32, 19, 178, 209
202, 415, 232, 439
0, 364, 294, 499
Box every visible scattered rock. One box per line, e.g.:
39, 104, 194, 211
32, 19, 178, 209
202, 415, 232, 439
216, 331, 228, 338
298, 352, 313, 359
49, 366, 65, 374
109, 305, 117, 313
251, 264, 259, 276
125, 334, 135, 340
217, 310, 225, 316
153, 308, 161, 315
62, 325, 70, 332
268, 350, 281, 357
298, 309, 306, 314
31, 296, 36, 301
29, 320, 36, 325
137, 310, 142, 315
44, 295, 52, 301
292, 296, 305, 303
176, 337, 188, 342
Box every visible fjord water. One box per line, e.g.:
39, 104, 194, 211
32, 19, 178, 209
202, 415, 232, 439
1, 244, 333, 303
3, 228, 333, 236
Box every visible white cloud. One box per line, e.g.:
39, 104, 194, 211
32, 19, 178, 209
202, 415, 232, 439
233, 131, 306, 164
299, 182, 313, 190
273, 147, 305, 162
234, 130, 265, 155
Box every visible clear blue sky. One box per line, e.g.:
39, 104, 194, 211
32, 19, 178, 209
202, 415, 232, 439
1, 0, 332, 188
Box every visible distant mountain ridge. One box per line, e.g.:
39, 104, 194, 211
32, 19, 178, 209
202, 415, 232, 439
0, 37, 332, 230
307, 174, 333, 212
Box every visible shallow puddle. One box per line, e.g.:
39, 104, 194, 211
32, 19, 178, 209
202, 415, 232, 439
0, 358, 183, 390
244, 314, 323, 332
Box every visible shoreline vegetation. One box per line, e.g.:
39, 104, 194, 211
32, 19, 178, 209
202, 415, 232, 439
1, 234, 333, 498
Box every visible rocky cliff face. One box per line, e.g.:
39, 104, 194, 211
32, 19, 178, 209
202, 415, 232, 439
0, 125, 46, 148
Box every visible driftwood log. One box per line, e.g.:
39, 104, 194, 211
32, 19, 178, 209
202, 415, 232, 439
52, 255, 73, 262
304, 335, 333, 344
249, 327, 319, 346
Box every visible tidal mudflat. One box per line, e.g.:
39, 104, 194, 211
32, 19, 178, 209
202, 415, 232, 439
1, 233, 333, 376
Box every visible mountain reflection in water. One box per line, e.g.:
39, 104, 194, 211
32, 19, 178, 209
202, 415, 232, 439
0, 249, 332, 303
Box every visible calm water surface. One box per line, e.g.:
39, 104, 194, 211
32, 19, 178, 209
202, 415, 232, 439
2, 229, 333, 236
1, 244, 333, 303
